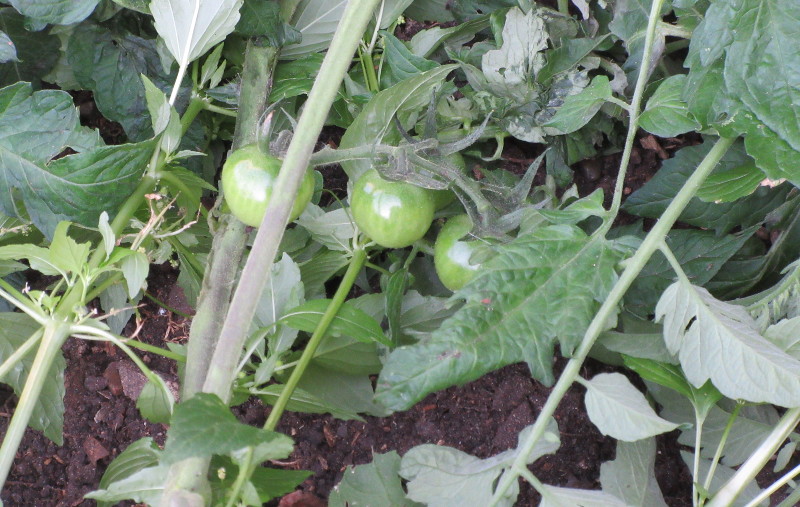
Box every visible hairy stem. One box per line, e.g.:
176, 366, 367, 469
488, 136, 736, 505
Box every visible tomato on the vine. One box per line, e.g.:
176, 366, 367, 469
434, 214, 481, 291
221, 145, 315, 227
351, 169, 435, 248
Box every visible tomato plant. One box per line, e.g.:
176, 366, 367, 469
434, 214, 481, 291
350, 168, 435, 248
429, 152, 467, 210
221, 145, 315, 227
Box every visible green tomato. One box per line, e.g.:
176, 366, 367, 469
434, 214, 481, 291
221, 145, 315, 227
429, 151, 467, 210
351, 169, 435, 248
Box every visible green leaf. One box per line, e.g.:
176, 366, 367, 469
67, 24, 173, 141
283, 299, 390, 347
296, 205, 355, 252
624, 226, 755, 318
85, 463, 169, 505
608, 0, 670, 85
656, 280, 800, 407
639, 75, 700, 137
380, 32, 439, 89
297, 363, 389, 418
236, 0, 300, 47
376, 225, 624, 411
280, 0, 348, 59
311, 333, 383, 375
623, 357, 693, 398
136, 377, 174, 424
400, 419, 560, 507
111, 0, 150, 13
540, 486, 627, 507
256, 384, 363, 420
163, 393, 294, 464
0, 31, 16, 63
623, 140, 791, 234
408, 16, 489, 58
544, 75, 612, 134
385, 269, 407, 345
299, 248, 349, 300
151, 0, 243, 68
0, 8, 59, 87
583, 372, 679, 441
0, 140, 156, 239
696, 161, 766, 203
330, 451, 421, 507
8, 0, 99, 25
92, 438, 161, 507
49, 222, 91, 275
599, 439, 668, 507
254, 252, 303, 348
269, 54, 324, 102
0, 312, 65, 444
339, 64, 458, 180
0, 82, 86, 164
142, 75, 172, 136
680, 451, 764, 506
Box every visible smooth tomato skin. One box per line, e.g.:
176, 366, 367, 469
222, 145, 315, 227
351, 169, 435, 248
434, 214, 481, 291
429, 152, 467, 210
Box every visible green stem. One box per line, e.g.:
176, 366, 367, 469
181, 96, 207, 136
359, 46, 380, 92
265, 248, 367, 430
203, 102, 237, 118
488, 136, 736, 506
202, 0, 382, 402
701, 402, 743, 502
224, 447, 256, 507
143, 291, 192, 319
123, 338, 185, 362
706, 407, 800, 507
749, 462, 800, 507
605, 0, 667, 224
557, 0, 569, 15
0, 321, 70, 489
0, 328, 43, 381
693, 412, 705, 506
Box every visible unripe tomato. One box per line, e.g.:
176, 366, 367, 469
350, 169, 435, 248
221, 145, 315, 227
434, 214, 481, 291
429, 151, 467, 210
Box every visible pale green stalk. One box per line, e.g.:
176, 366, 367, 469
707, 407, 800, 507
0, 321, 70, 488
488, 136, 736, 505
202, 0, 382, 402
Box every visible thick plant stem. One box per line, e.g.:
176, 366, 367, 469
488, 136, 736, 505
707, 407, 800, 507
265, 248, 367, 430
202, 0, 382, 402
0, 321, 70, 489
162, 42, 279, 506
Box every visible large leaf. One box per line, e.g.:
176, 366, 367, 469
339, 64, 458, 180
380, 32, 439, 89
376, 225, 624, 411
8, 0, 98, 24
329, 451, 422, 507
151, 0, 243, 68
607, 0, 669, 86
400, 419, 560, 507
67, 24, 175, 141
0, 312, 65, 444
599, 438, 668, 507
280, 0, 348, 59
638, 75, 700, 137
656, 280, 800, 406
0, 140, 156, 239
623, 140, 791, 234
92, 438, 161, 507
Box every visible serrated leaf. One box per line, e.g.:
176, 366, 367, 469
376, 225, 624, 411
282, 299, 390, 347
544, 75, 612, 134
8, 0, 99, 25
163, 393, 294, 464
329, 452, 422, 507
639, 75, 700, 137
400, 419, 560, 507
151, 0, 243, 69
599, 438, 668, 507
380, 32, 439, 89
0, 313, 65, 444
339, 64, 458, 180
93, 438, 161, 507
0, 140, 155, 239
623, 139, 791, 234
584, 372, 679, 441
656, 280, 800, 406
